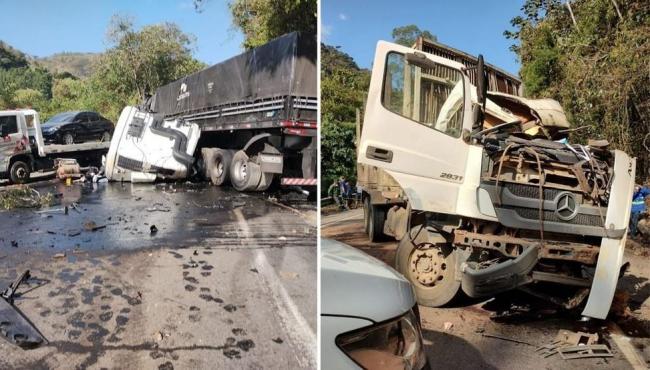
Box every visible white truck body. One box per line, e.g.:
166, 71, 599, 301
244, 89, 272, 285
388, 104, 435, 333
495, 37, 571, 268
105, 106, 200, 183
357, 41, 636, 319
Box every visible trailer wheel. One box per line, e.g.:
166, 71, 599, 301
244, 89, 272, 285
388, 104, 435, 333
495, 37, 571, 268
396, 227, 461, 307
365, 197, 385, 242
230, 150, 261, 191
9, 161, 30, 184
62, 133, 74, 145
210, 149, 234, 186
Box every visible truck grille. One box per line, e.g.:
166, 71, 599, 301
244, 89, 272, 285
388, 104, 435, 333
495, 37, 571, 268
512, 207, 604, 227
505, 182, 561, 201
117, 156, 175, 176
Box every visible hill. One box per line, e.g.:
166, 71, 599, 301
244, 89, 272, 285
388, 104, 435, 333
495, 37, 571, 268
34, 52, 99, 79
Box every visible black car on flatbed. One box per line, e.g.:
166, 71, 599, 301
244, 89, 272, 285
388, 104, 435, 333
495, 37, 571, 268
41, 111, 114, 144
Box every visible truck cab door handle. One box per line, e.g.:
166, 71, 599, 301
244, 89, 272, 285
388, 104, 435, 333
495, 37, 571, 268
366, 146, 393, 162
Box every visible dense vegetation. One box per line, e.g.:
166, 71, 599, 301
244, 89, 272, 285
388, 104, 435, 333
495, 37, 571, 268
505, 0, 650, 182
229, 0, 317, 49
320, 45, 369, 193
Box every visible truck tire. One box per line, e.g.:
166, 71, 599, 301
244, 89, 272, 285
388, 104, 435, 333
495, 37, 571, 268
230, 150, 261, 191
256, 172, 274, 191
365, 198, 385, 242
210, 149, 234, 186
396, 227, 461, 307
9, 161, 30, 184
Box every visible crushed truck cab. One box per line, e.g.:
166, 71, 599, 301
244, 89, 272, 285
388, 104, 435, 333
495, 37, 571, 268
357, 40, 636, 319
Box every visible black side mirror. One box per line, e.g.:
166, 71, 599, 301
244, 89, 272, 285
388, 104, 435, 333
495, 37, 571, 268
474, 54, 488, 132
406, 52, 438, 70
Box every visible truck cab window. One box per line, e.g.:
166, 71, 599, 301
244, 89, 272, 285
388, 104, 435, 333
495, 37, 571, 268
382, 52, 464, 138
0, 116, 18, 136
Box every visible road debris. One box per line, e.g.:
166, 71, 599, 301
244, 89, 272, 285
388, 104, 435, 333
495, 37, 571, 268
52, 253, 66, 259
0, 270, 47, 349
150, 225, 158, 234
558, 344, 613, 360
537, 329, 604, 359
482, 332, 535, 347
443, 322, 454, 331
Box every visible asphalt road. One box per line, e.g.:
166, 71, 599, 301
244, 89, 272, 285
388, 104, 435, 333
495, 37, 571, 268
322, 209, 650, 370
0, 181, 317, 369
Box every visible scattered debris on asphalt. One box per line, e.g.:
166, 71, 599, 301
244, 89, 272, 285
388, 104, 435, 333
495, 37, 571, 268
558, 344, 613, 360
0, 270, 47, 349
150, 225, 158, 234
52, 253, 66, 259
443, 322, 454, 331
482, 332, 536, 347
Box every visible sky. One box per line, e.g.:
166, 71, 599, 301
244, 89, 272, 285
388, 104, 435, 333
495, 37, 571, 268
321, 0, 524, 76
0, 0, 244, 65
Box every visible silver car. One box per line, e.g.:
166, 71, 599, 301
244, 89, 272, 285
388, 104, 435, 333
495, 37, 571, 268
321, 238, 429, 369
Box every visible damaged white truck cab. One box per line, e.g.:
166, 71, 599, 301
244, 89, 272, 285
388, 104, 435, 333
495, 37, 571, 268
357, 41, 636, 319
105, 107, 200, 183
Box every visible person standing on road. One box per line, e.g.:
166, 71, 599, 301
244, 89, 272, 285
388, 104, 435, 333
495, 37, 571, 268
630, 184, 650, 237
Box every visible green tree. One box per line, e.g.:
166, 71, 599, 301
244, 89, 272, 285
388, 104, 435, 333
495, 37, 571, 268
321, 121, 357, 195
505, 0, 650, 182
12, 89, 44, 109
89, 16, 206, 120
391, 24, 436, 47
320, 44, 370, 191
229, 0, 317, 49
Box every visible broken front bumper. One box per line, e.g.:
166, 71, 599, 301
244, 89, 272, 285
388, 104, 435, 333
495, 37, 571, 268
473, 151, 635, 319
460, 245, 539, 298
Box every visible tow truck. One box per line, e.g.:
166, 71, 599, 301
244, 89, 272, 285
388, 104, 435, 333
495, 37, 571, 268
0, 109, 108, 184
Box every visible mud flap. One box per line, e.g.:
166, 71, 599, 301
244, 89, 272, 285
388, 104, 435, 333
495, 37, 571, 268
581, 151, 636, 319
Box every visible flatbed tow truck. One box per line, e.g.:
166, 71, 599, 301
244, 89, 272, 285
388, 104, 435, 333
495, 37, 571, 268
0, 109, 109, 183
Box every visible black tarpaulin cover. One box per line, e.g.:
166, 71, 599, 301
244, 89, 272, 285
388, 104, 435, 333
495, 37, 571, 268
150, 32, 316, 118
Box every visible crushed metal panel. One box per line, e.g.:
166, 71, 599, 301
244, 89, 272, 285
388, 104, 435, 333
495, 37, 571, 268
487, 92, 571, 129
582, 151, 636, 319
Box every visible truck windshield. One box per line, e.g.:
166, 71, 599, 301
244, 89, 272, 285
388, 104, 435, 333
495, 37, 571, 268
44, 112, 76, 125
382, 52, 464, 137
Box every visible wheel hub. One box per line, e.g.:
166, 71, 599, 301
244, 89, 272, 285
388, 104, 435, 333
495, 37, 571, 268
16, 168, 26, 179
410, 247, 447, 286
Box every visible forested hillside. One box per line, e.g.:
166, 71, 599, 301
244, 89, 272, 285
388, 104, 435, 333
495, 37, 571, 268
35, 52, 99, 79
505, 0, 649, 182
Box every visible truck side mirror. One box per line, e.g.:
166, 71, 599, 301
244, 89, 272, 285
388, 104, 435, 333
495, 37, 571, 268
475, 54, 488, 131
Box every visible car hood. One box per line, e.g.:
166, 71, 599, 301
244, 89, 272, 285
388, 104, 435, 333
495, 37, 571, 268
321, 239, 415, 322
42, 121, 68, 129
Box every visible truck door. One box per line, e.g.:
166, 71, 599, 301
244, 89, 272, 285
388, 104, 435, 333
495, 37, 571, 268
0, 114, 25, 153
358, 41, 473, 214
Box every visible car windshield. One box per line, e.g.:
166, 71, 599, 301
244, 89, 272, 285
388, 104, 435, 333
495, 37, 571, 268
44, 112, 76, 125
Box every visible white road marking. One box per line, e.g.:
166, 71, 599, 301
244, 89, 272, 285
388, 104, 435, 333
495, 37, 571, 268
232, 207, 317, 368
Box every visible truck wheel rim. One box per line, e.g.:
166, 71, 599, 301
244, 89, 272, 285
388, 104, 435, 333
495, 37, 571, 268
235, 161, 247, 182
409, 246, 447, 286
65, 135, 73, 144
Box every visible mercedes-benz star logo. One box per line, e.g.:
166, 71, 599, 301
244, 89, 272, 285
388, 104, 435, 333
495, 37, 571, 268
554, 192, 578, 221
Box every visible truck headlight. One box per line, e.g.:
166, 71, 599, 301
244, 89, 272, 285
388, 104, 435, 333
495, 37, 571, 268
336, 309, 427, 370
